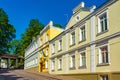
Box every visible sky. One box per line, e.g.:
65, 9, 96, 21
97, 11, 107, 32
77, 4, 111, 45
0, 0, 107, 40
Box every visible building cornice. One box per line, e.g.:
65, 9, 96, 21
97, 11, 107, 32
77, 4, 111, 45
50, 31, 120, 59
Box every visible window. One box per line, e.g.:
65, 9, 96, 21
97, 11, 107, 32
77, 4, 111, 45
98, 12, 108, 33
58, 59, 62, 70
45, 34, 48, 42
52, 43, 55, 54
46, 49, 48, 56
40, 39, 43, 45
51, 60, 55, 70
80, 52, 86, 67
58, 39, 62, 51
35, 58, 38, 64
70, 31, 75, 45
45, 60, 48, 69
101, 75, 108, 80
70, 55, 75, 68
98, 45, 109, 64
79, 25, 86, 41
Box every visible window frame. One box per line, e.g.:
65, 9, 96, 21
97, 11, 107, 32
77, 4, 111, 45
51, 43, 55, 54
70, 30, 75, 46
58, 58, 62, 70
97, 10, 108, 34
58, 39, 62, 51
70, 53, 76, 69
51, 60, 55, 71
79, 51, 86, 68
79, 24, 86, 42
98, 44, 110, 66
45, 60, 48, 69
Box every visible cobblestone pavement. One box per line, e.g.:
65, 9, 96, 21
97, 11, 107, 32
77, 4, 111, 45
0, 69, 81, 80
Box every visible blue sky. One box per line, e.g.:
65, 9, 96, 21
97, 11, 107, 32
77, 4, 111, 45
0, 0, 106, 40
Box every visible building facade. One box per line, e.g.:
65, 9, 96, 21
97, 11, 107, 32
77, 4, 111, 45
37, 21, 64, 72
24, 37, 39, 71
49, 0, 120, 80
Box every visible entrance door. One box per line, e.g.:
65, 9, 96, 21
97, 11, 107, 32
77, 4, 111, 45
40, 63, 42, 72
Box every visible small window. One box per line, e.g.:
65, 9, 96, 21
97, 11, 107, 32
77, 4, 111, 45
45, 34, 49, 42
45, 60, 48, 69
101, 75, 108, 80
80, 52, 86, 67
70, 55, 75, 68
98, 12, 108, 33
46, 49, 48, 56
58, 58, 62, 70
51, 60, 55, 70
58, 39, 62, 51
98, 45, 109, 64
79, 25, 86, 41
70, 31, 75, 46
52, 43, 55, 54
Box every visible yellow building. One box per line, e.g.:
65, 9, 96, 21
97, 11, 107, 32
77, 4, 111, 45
38, 21, 64, 72
50, 0, 120, 80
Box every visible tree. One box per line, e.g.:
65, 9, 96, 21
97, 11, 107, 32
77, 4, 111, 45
0, 8, 16, 54
15, 19, 44, 56
54, 24, 63, 28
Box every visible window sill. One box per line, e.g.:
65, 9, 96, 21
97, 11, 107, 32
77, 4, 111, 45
52, 53, 55, 55
70, 43, 76, 47
97, 63, 110, 67
78, 65, 87, 69
51, 70, 55, 72
79, 39, 86, 43
58, 68, 62, 71
69, 67, 76, 70
58, 49, 62, 52
96, 30, 108, 36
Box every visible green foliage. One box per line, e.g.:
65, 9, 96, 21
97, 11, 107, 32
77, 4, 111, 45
0, 8, 16, 54
54, 24, 63, 28
14, 19, 44, 56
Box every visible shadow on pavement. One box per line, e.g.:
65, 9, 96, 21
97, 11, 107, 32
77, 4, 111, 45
0, 75, 23, 80
0, 69, 24, 80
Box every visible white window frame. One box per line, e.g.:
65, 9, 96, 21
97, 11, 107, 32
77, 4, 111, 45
46, 49, 48, 56
79, 51, 86, 67
58, 39, 62, 51
79, 24, 86, 41
70, 30, 75, 45
98, 44, 110, 64
52, 43, 55, 54
45, 60, 48, 69
45, 34, 48, 42
51, 60, 55, 70
58, 58, 62, 69
70, 54, 75, 68
97, 10, 108, 33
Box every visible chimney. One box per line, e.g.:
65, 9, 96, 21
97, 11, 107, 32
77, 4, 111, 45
80, 2, 85, 8
73, 2, 85, 14
49, 20, 53, 26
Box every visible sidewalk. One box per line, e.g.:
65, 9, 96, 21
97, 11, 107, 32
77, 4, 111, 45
24, 70, 81, 80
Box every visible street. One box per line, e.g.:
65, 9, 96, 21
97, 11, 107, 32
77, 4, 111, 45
0, 69, 80, 80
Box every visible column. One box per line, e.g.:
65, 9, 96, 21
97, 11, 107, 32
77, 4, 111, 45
16, 59, 18, 68
7, 58, 10, 69
90, 6, 96, 72
0, 58, 1, 69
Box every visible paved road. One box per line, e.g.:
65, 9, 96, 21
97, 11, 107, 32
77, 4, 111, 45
0, 69, 80, 80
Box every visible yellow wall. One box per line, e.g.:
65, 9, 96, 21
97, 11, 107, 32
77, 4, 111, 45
38, 26, 63, 73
